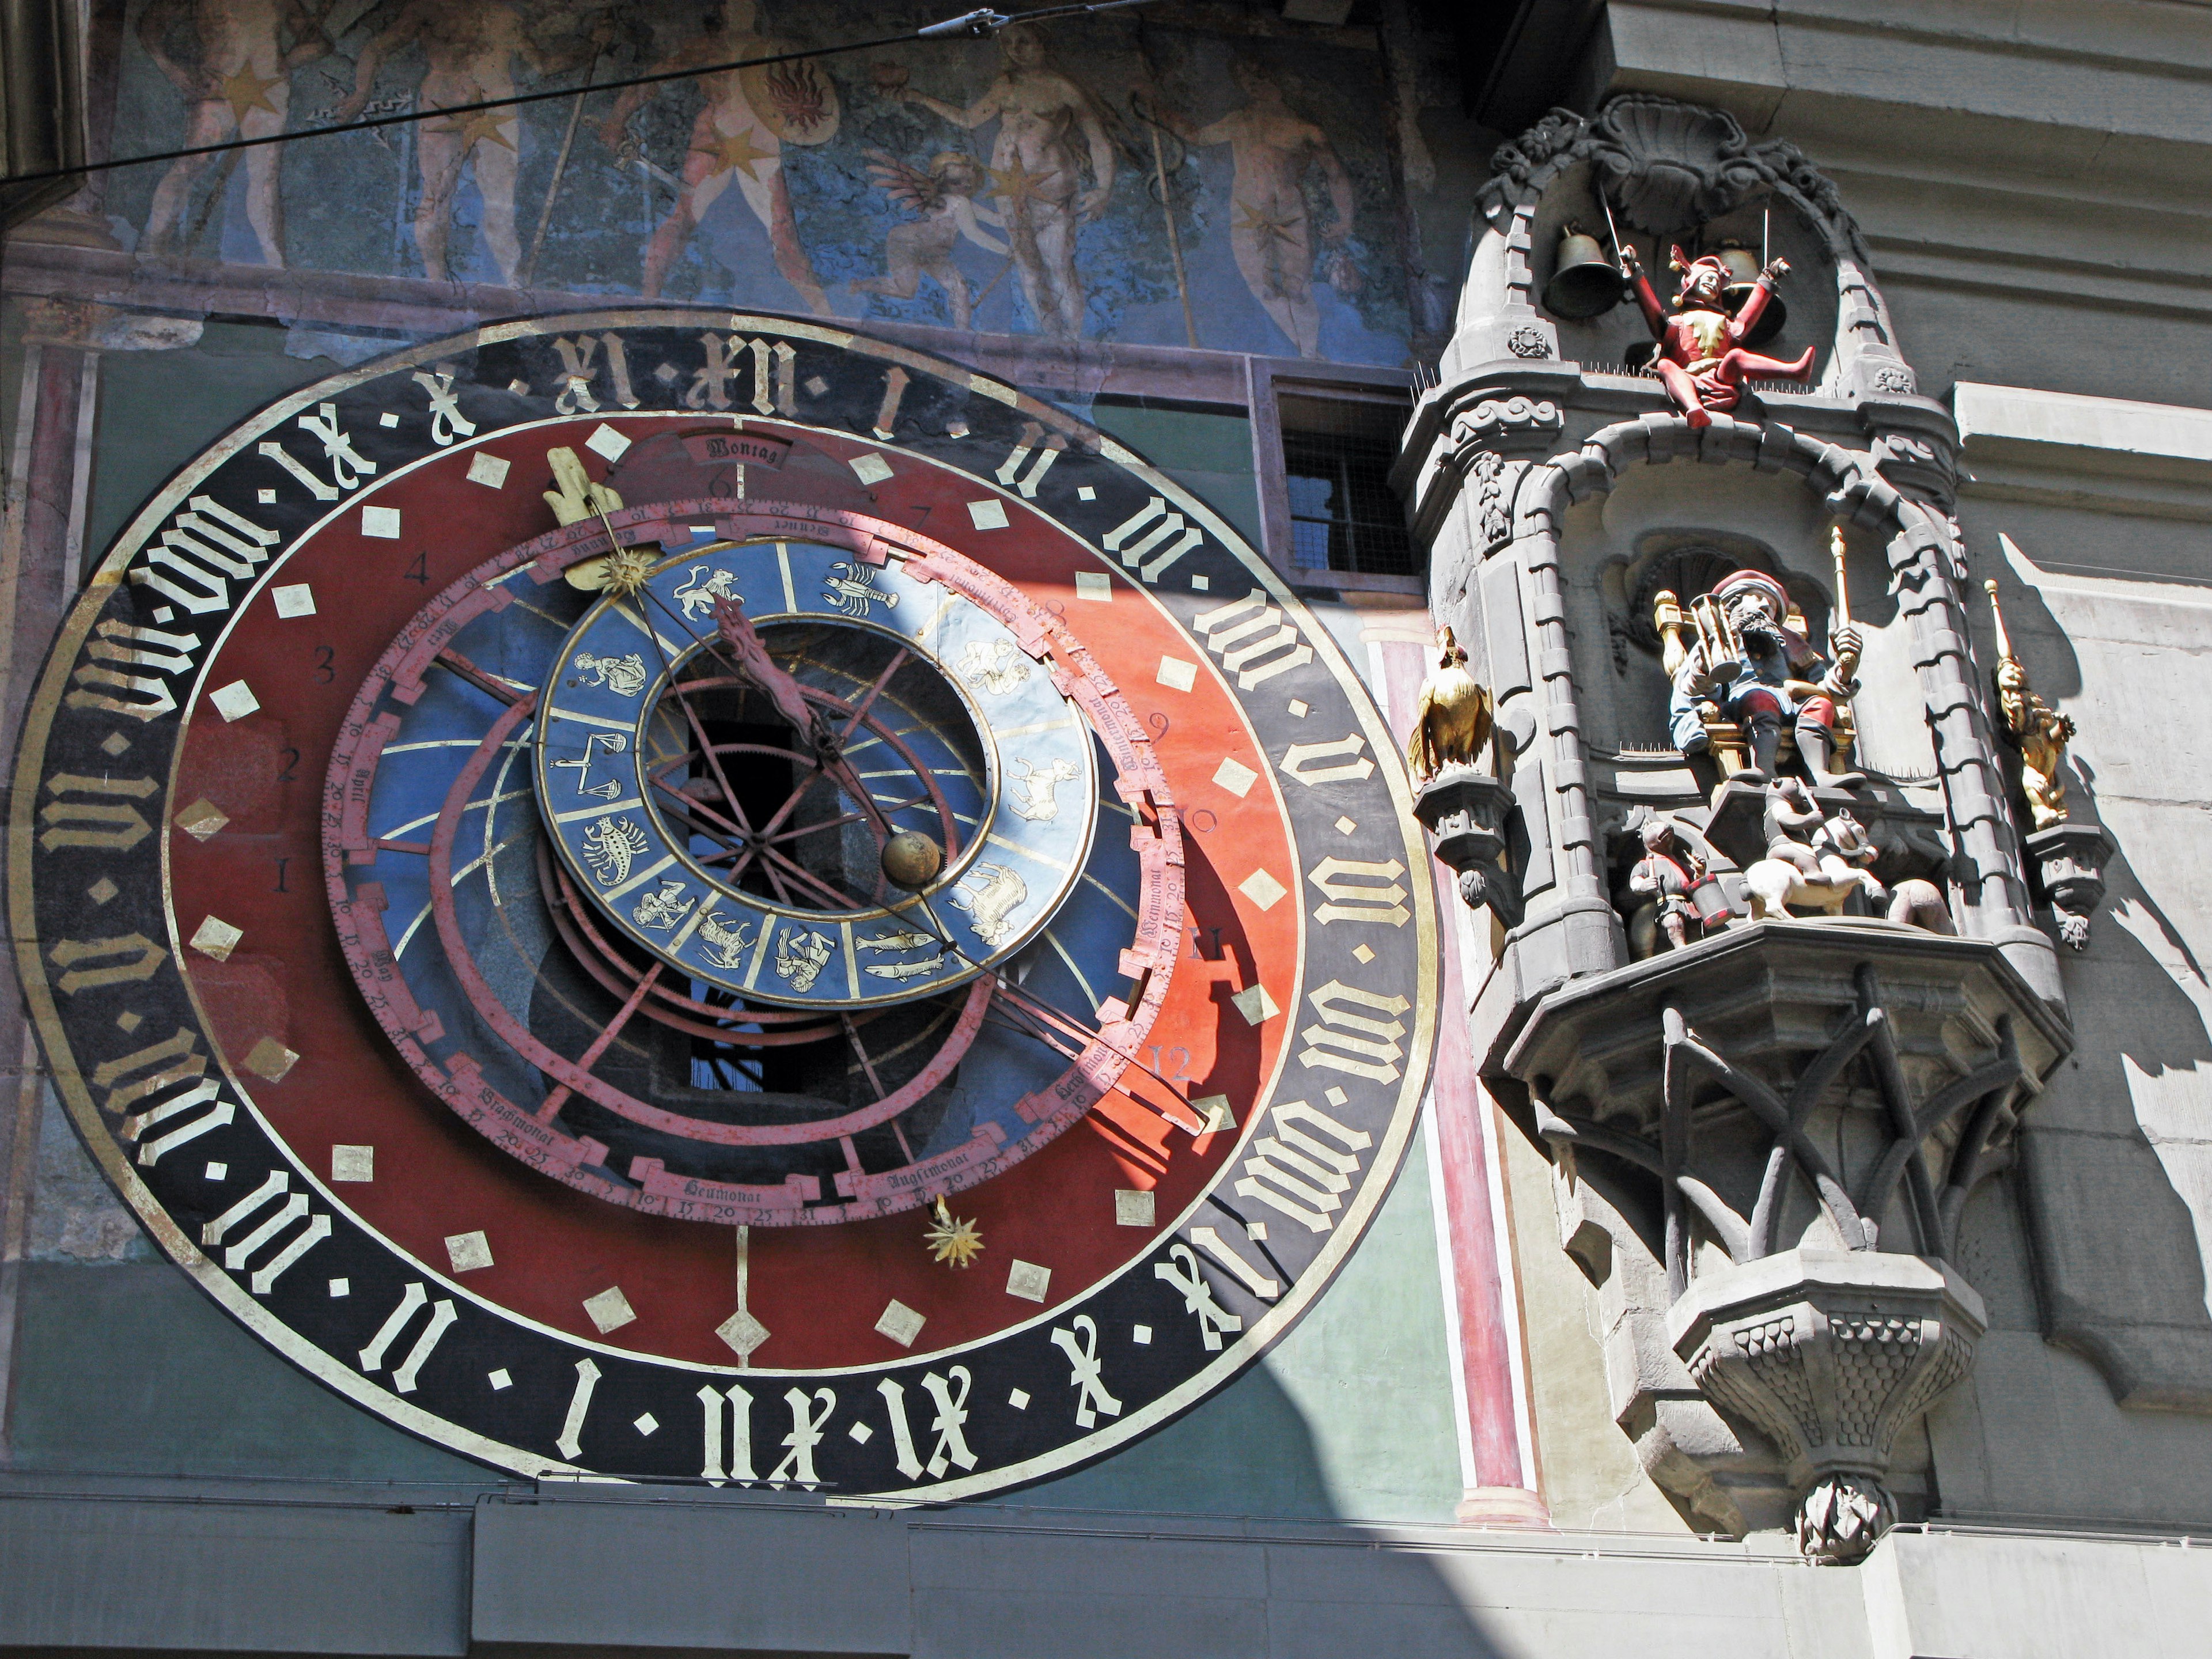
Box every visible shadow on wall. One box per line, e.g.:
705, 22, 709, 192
1980, 556, 2212, 1410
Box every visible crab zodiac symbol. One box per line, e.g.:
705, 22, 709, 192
673, 565, 741, 620
821, 561, 896, 620
1007, 756, 1080, 823
958, 637, 1031, 696
571, 651, 649, 698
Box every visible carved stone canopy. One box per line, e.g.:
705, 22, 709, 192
1498, 920, 2071, 1292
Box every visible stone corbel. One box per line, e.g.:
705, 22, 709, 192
2025, 821, 2115, 951
1413, 764, 1522, 926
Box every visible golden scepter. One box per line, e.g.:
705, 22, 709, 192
1829, 524, 1861, 681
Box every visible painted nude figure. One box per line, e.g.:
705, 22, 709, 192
338, 2, 593, 286
599, 2, 835, 312
138, 0, 334, 265
1622, 244, 1816, 428
1162, 56, 1353, 359
896, 24, 1113, 339
854, 150, 1008, 330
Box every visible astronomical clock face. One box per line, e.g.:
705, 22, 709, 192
13, 312, 1435, 1494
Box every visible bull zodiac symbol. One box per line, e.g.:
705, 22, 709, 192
697, 909, 756, 969
1007, 756, 1080, 824
673, 565, 740, 620
571, 651, 647, 698
948, 862, 1028, 949
957, 638, 1030, 696
821, 561, 895, 619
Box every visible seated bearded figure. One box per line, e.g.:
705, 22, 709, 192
1669, 569, 1862, 785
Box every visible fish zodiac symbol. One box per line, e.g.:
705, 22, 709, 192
672, 565, 740, 620
580, 816, 650, 887
958, 637, 1031, 696
821, 560, 896, 620
861, 926, 937, 952
1007, 756, 1081, 823
571, 651, 648, 698
948, 862, 1028, 949
630, 878, 695, 931
696, 908, 756, 969
773, 926, 835, 992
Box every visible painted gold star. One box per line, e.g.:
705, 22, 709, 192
924, 1197, 984, 1270
987, 158, 1054, 214
438, 105, 517, 153
1232, 199, 1301, 247
216, 65, 285, 124
695, 126, 775, 180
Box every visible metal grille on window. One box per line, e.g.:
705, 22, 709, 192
1279, 394, 1417, 577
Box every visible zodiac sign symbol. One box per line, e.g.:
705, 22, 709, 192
957, 637, 1029, 695
630, 878, 695, 931
571, 651, 647, 698
948, 862, 1027, 949
697, 908, 756, 969
772, 926, 835, 992
864, 958, 940, 982
673, 565, 740, 620
821, 561, 896, 620
1007, 756, 1080, 823
554, 730, 628, 800
861, 926, 937, 952
580, 816, 650, 887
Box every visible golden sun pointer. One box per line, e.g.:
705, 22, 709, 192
925, 1198, 984, 1269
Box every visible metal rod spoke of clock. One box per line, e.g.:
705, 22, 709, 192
536, 960, 665, 1124
645, 771, 804, 908
434, 647, 527, 706
986, 978, 1205, 1134
842, 1015, 887, 1099
836, 648, 912, 747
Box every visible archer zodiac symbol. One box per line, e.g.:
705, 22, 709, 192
696, 908, 756, 969
571, 651, 648, 698
630, 878, 696, 931
957, 637, 1030, 696
1007, 755, 1080, 823
948, 862, 1027, 949
673, 565, 741, 620
821, 560, 896, 620
581, 816, 650, 887
554, 730, 629, 800
772, 926, 835, 991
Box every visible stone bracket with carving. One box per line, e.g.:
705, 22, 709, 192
1414, 764, 1522, 927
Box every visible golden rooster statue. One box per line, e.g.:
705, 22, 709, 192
1406, 627, 1493, 782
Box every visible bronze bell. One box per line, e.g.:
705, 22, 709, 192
1713, 237, 1785, 347
1543, 222, 1625, 320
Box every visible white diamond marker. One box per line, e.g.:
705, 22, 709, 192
1006, 1259, 1051, 1302
876, 1300, 925, 1346
1238, 868, 1288, 910
1213, 757, 1259, 798
189, 915, 243, 960
967, 498, 1009, 529
272, 583, 316, 619
1156, 656, 1197, 692
361, 505, 402, 539
586, 423, 630, 461
467, 452, 510, 488
209, 680, 260, 722
445, 1230, 494, 1273
583, 1286, 636, 1334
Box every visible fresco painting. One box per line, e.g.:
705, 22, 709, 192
102, 0, 1417, 364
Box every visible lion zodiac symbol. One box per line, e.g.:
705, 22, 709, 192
672, 565, 741, 620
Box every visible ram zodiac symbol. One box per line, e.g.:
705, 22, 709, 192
948, 862, 1028, 949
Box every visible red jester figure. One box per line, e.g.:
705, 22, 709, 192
1622, 244, 1816, 429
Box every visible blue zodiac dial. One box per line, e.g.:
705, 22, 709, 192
535, 536, 1100, 1010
